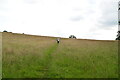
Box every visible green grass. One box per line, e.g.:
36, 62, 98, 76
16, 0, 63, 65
48, 40, 118, 78
0, 32, 2, 79
2, 32, 118, 78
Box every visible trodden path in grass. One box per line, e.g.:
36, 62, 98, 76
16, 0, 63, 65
42, 44, 58, 78
2, 32, 59, 78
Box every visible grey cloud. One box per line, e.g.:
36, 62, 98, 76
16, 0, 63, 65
99, 12, 117, 27
70, 16, 83, 21
0, 0, 8, 11
0, 6, 8, 12
72, 8, 81, 11
99, 19, 117, 27
0, 16, 8, 26
88, 0, 96, 4
98, 1, 118, 28
24, 0, 37, 4
0, 0, 8, 4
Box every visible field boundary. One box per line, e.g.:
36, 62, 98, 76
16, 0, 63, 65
2, 32, 118, 42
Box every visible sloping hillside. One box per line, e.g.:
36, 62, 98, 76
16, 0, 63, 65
2, 32, 118, 78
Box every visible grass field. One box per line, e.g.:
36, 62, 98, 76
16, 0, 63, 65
0, 32, 2, 79
2, 32, 118, 78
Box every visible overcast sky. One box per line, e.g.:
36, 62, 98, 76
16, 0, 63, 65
0, 0, 119, 40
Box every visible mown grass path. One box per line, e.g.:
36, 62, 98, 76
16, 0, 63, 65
42, 44, 58, 78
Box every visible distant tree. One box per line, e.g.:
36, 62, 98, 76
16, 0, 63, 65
119, 21, 120, 25
3, 30, 7, 32
69, 35, 76, 39
116, 31, 120, 40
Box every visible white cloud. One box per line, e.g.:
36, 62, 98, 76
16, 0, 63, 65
0, 0, 118, 40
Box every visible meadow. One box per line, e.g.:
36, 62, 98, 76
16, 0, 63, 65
0, 32, 2, 79
2, 32, 118, 78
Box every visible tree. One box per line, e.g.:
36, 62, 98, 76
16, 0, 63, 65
3, 30, 7, 32
116, 31, 120, 40
69, 35, 76, 39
